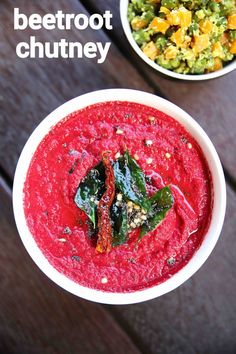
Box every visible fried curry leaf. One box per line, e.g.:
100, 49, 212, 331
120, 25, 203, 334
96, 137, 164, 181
74, 152, 173, 249
139, 186, 174, 239
74, 162, 105, 228
110, 201, 129, 246
113, 150, 150, 211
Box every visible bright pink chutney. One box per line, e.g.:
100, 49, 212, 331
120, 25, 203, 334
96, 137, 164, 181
24, 101, 213, 292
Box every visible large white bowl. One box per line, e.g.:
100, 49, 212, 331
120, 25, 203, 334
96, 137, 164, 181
120, 0, 236, 81
13, 89, 226, 304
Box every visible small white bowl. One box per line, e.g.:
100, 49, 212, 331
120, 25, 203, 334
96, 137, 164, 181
13, 89, 226, 304
120, 0, 236, 81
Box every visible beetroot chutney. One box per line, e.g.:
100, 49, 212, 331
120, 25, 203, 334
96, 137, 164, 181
24, 101, 213, 292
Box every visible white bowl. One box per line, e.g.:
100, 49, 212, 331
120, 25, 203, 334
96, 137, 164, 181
120, 0, 236, 81
13, 89, 226, 304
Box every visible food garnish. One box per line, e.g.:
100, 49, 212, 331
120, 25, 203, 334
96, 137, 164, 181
96, 151, 116, 253
74, 161, 105, 227
74, 150, 174, 253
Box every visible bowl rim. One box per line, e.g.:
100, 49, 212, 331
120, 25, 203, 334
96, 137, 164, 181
120, 0, 236, 81
13, 88, 226, 304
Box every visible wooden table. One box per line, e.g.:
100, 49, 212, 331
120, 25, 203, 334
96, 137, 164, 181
1, 1, 236, 353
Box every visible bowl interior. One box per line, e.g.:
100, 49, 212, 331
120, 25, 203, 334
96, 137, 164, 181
120, 0, 236, 81
13, 89, 226, 304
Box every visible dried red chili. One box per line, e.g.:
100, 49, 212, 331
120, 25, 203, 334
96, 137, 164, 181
96, 151, 115, 253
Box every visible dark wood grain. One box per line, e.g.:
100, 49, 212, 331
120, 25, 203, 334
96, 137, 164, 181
0, 178, 141, 354
0, 0, 154, 179
109, 185, 236, 354
84, 0, 236, 181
